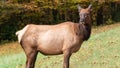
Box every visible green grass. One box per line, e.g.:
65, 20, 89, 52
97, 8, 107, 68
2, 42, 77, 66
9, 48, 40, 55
0, 23, 120, 68
0, 53, 25, 68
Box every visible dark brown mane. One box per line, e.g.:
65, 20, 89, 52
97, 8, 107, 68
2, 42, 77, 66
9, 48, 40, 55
83, 24, 91, 41
74, 23, 91, 41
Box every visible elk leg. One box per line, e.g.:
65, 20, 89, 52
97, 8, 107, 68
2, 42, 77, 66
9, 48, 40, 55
25, 48, 38, 68
63, 50, 72, 68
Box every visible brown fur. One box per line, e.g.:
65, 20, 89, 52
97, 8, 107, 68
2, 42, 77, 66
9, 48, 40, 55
16, 5, 92, 68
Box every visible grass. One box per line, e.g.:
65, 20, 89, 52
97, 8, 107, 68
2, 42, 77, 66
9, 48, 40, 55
0, 23, 120, 68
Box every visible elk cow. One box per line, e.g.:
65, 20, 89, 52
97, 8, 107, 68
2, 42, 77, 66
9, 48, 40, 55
16, 4, 92, 68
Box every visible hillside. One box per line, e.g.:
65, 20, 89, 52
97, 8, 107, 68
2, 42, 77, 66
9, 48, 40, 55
0, 23, 120, 68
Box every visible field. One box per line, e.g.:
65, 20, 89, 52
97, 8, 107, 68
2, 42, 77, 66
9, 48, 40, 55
0, 23, 120, 68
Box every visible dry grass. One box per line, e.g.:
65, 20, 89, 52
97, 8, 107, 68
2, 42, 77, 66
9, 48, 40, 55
0, 42, 23, 56
92, 23, 120, 35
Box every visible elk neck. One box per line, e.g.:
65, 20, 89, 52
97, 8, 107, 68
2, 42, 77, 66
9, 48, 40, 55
79, 15, 92, 41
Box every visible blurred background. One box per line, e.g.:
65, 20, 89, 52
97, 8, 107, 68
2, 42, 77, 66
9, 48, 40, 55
0, 0, 120, 43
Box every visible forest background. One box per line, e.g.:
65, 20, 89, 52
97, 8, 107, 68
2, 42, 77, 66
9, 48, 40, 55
0, 0, 120, 43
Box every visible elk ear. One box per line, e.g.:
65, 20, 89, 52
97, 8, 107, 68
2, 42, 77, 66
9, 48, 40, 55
88, 4, 92, 11
77, 4, 82, 12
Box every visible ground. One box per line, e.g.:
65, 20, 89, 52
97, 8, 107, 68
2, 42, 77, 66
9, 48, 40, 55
0, 23, 120, 68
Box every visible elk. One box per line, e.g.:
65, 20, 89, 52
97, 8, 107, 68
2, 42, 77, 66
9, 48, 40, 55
16, 4, 92, 68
